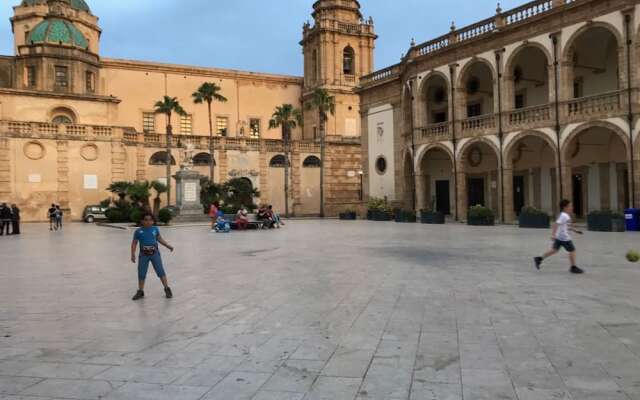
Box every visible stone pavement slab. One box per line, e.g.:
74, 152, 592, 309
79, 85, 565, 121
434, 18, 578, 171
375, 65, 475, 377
1, 221, 640, 400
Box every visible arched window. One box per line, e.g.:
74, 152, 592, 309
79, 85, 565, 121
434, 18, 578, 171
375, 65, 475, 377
193, 153, 215, 166
149, 151, 176, 166
343, 46, 355, 75
269, 155, 287, 168
50, 107, 76, 124
303, 156, 321, 168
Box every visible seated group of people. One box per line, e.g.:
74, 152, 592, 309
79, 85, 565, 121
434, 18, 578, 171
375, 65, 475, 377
209, 202, 284, 233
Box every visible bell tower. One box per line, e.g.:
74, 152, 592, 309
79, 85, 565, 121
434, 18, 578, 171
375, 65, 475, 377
300, 0, 376, 139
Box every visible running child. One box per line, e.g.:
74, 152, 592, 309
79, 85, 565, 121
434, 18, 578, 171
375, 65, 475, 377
534, 199, 584, 274
131, 213, 174, 300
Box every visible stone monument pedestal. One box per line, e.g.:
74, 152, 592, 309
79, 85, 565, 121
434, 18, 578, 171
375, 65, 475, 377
173, 169, 206, 222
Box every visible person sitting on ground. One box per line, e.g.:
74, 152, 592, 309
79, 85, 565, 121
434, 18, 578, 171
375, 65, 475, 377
215, 210, 231, 233
235, 206, 250, 231
208, 201, 220, 233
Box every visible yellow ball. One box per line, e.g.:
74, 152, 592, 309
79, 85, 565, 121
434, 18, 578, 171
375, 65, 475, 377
626, 251, 640, 263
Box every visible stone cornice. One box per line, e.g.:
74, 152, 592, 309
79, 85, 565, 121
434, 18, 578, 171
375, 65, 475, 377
0, 88, 121, 103
101, 58, 304, 86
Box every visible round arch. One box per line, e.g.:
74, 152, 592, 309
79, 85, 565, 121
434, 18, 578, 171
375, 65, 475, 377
149, 151, 176, 166
455, 57, 497, 90
503, 130, 558, 168
504, 42, 553, 75
418, 71, 451, 126
457, 137, 501, 171
303, 155, 322, 168
561, 121, 631, 161
562, 22, 624, 62
416, 142, 455, 169
193, 152, 216, 167
269, 154, 288, 168
418, 70, 451, 98
49, 106, 77, 124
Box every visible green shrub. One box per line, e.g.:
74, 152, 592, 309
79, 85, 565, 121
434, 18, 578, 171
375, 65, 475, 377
468, 204, 494, 219
520, 206, 548, 217
589, 209, 624, 219
99, 198, 112, 208
129, 208, 144, 225
367, 197, 392, 213
159, 208, 173, 224
105, 208, 128, 223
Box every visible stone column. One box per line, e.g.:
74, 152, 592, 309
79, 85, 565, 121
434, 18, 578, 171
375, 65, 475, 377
503, 167, 515, 223
0, 138, 10, 201
56, 140, 70, 214
633, 159, 640, 208
415, 174, 427, 212
561, 164, 572, 204
456, 168, 467, 220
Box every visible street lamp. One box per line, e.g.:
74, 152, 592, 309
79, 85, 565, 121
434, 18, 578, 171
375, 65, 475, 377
358, 170, 364, 201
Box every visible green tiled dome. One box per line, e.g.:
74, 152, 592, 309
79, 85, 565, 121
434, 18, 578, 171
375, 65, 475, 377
20, 0, 91, 13
28, 18, 89, 49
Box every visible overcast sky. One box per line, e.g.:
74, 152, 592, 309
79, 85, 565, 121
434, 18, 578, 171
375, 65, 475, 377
0, 0, 524, 76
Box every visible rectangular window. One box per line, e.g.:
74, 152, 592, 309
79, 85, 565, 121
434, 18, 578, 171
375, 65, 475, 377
249, 118, 260, 138
432, 112, 447, 124
467, 103, 482, 118
216, 116, 228, 137
55, 66, 68, 88
515, 93, 526, 109
313, 126, 318, 140
85, 71, 95, 93
180, 114, 193, 134
26, 66, 36, 87
142, 112, 155, 133
573, 78, 584, 99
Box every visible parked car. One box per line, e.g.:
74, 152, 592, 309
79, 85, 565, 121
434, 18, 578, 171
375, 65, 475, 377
82, 205, 109, 223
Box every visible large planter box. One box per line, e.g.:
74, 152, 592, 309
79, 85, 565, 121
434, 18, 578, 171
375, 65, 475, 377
588, 214, 626, 232
339, 212, 357, 220
421, 212, 445, 224
368, 210, 393, 221
395, 212, 417, 223
467, 216, 495, 226
519, 214, 550, 229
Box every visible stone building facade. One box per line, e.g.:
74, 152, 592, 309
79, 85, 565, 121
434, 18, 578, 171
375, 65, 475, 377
358, 0, 640, 222
0, 0, 371, 221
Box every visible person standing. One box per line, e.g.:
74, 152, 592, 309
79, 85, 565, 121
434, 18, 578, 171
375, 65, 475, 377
534, 199, 584, 274
10, 204, 20, 235
209, 201, 220, 233
131, 213, 174, 301
54, 205, 63, 231
0, 203, 11, 235
47, 204, 57, 231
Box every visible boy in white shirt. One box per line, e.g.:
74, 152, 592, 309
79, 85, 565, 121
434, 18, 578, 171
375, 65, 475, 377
534, 199, 584, 274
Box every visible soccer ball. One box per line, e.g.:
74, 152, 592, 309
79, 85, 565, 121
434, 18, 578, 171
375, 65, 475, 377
626, 250, 640, 263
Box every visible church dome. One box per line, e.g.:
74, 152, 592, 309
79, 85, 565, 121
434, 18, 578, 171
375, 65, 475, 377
27, 18, 89, 49
20, 0, 91, 14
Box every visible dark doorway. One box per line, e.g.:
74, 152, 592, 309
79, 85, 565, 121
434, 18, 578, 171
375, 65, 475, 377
572, 174, 583, 217
468, 178, 485, 207
513, 176, 525, 216
435, 180, 451, 215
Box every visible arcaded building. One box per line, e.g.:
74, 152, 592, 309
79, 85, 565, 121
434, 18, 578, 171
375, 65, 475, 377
0, 0, 371, 220
359, 0, 640, 222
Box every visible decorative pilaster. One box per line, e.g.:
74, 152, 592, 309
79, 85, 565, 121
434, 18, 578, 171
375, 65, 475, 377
218, 138, 228, 183
0, 138, 10, 200
135, 133, 146, 182
56, 140, 70, 212
259, 141, 269, 205
291, 146, 302, 215
111, 141, 126, 183
456, 169, 467, 221
415, 174, 427, 212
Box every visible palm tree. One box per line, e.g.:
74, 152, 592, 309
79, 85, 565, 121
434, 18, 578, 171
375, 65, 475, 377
107, 181, 132, 203
269, 104, 302, 218
192, 83, 227, 181
307, 88, 335, 218
154, 96, 187, 205
151, 180, 168, 216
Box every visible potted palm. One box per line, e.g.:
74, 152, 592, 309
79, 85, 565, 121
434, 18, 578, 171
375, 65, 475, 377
394, 209, 417, 223
587, 210, 625, 232
467, 205, 495, 226
518, 206, 550, 229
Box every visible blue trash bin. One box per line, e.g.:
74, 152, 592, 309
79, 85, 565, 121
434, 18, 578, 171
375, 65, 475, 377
624, 208, 640, 231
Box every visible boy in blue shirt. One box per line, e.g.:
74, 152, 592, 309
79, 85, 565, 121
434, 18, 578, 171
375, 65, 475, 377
131, 213, 174, 301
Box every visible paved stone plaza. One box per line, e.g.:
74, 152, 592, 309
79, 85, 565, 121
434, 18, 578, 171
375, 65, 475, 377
1, 221, 640, 400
